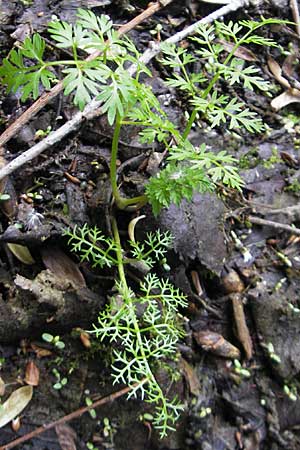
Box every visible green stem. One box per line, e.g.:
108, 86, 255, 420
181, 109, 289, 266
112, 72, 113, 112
111, 216, 167, 430
110, 113, 148, 209
182, 109, 198, 140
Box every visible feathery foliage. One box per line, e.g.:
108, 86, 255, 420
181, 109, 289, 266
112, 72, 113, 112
65, 224, 187, 437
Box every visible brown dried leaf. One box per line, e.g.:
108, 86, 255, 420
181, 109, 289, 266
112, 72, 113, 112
0, 377, 5, 396
282, 52, 298, 78
30, 343, 53, 358
80, 332, 91, 349
280, 151, 299, 168
11, 417, 21, 432
41, 246, 86, 290
231, 293, 253, 360
194, 330, 240, 359
7, 243, 35, 265
0, 385, 33, 428
222, 270, 245, 294
271, 87, 300, 110
55, 423, 77, 450
217, 39, 257, 61
180, 358, 200, 396
24, 361, 40, 386
191, 270, 203, 296
267, 56, 291, 89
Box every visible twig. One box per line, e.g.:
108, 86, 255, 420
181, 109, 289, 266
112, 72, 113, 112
290, 0, 300, 38
248, 215, 300, 236
230, 293, 253, 360
0, 380, 146, 450
0, 0, 170, 150
0, 0, 248, 182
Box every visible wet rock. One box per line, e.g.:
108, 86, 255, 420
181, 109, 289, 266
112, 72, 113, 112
159, 192, 227, 276
249, 281, 300, 380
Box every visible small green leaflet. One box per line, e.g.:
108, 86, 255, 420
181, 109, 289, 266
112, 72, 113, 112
48, 20, 87, 49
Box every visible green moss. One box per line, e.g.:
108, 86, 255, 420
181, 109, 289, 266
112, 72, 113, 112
285, 179, 300, 194
262, 147, 281, 169
239, 147, 259, 169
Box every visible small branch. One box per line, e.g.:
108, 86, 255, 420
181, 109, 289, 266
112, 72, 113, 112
0, 0, 248, 182
248, 215, 300, 236
230, 293, 253, 360
0, 380, 146, 450
290, 0, 300, 38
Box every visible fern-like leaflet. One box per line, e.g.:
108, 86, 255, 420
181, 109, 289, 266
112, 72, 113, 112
65, 224, 187, 437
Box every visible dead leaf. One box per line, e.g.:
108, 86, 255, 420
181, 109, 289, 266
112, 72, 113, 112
7, 243, 35, 265
271, 87, 300, 110
0, 156, 18, 219
25, 361, 40, 386
30, 343, 53, 358
280, 151, 299, 168
217, 39, 257, 61
80, 332, 91, 349
11, 417, 21, 432
222, 270, 245, 294
282, 52, 299, 78
0, 385, 33, 428
41, 246, 86, 289
267, 56, 291, 89
0, 377, 5, 396
194, 330, 241, 359
55, 423, 77, 450
180, 358, 200, 396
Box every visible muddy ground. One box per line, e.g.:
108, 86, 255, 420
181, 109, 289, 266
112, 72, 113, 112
1, 0, 300, 449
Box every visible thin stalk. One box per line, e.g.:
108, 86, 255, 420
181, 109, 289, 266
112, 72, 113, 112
111, 216, 171, 436
110, 113, 147, 209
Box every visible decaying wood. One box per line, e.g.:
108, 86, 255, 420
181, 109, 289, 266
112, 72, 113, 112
231, 293, 253, 360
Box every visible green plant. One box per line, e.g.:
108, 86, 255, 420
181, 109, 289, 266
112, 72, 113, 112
0, 12, 285, 215
233, 359, 251, 378
65, 222, 187, 437
42, 333, 65, 349
283, 383, 298, 402
85, 396, 97, 419
52, 368, 68, 390
0, 194, 11, 201
0, 10, 288, 437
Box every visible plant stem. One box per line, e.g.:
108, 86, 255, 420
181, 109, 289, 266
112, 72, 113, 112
110, 113, 147, 209
182, 109, 198, 140
182, 71, 220, 139
111, 216, 169, 434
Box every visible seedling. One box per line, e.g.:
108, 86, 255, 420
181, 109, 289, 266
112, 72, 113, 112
266, 342, 281, 364
35, 125, 52, 139
283, 384, 298, 402
86, 443, 98, 450
52, 368, 68, 390
85, 396, 97, 419
0, 194, 11, 201
42, 333, 65, 350
233, 359, 251, 378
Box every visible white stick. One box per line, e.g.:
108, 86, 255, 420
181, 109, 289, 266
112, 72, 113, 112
0, 0, 248, 182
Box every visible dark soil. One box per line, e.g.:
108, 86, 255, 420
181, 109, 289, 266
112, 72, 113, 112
1, 1, 300, 449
